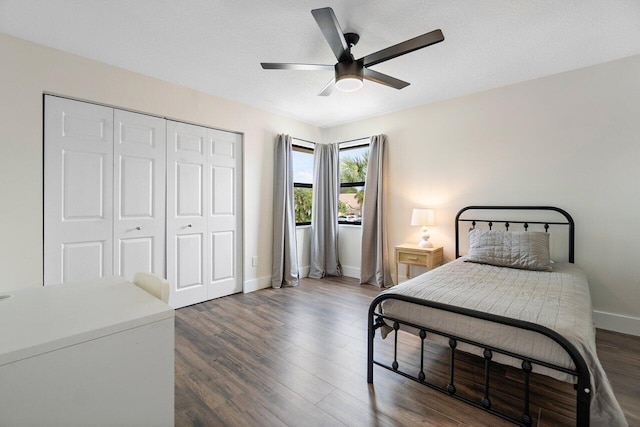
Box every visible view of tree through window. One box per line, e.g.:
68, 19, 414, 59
292, 143, 314, 225
339, 144, 369, 225
291, 140, 369, 226
294, 187, 312, 223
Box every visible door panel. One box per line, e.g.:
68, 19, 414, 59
206, 128, 242, 300
44, 96, 114, 285
211, 166, 234, 215
166, 121, 208, 308
62, 114, 107, 140
211, 231, 233, 280
120, 156, 153, 218
176, 233, 203, 289
62, 241, 105, 283
119, 121, 156, 147
176, 133, 204, 154
176, 162, 203, 216
212, 139, 234, 158
118, 237, 154, 281
62, 150, 106, 219
113, 109, 166, 281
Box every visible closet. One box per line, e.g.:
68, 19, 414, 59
44, 95, 243, 308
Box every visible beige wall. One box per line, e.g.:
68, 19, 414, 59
0, 33, 320, 292
296, 226, 311, 278
296, 225, 361, 279
323, 54, 640, 330
338, 225, 362, 279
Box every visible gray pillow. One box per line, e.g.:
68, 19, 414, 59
465, 229, 552, 271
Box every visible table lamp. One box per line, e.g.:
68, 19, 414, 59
411, 208, 436, 248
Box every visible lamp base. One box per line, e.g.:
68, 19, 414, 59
418, 239, 433, 248
418, 226, 433, 248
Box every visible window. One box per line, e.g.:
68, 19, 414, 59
292, 141, 314, 225
338, 139, 369, 225
290, 138, 369, 226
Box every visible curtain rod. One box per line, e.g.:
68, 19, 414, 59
291, 136, 317, 145
336, 136, 371, 144
292, 136, 372, 145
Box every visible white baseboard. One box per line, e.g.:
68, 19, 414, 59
243, 275, 271, 293
341, 265, 360, 279
299, 266, 310, 279
593, 310, 640, 337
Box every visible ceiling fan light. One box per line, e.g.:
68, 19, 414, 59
335, 76, 363, 92
335, 61, 364, 92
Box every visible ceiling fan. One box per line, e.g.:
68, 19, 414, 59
261, 7, 444, 96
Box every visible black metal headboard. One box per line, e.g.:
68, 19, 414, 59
455, 206, 575, 263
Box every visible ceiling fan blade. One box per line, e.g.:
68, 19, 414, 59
317, 78, 335, 96
363, 68, 410, 90
261, 63, 334, 71
360, 29, 444, 67
311, 7, 350, 62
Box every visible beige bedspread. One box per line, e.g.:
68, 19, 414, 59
379, 258, 626, 426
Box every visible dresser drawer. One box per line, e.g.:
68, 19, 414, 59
398, 252, 427, 265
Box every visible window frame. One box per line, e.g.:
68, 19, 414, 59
292, 142, 314, 226
338, 140, 370, 226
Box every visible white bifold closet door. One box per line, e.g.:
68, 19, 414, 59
44, 96, 166, 285
113, 109, 166, 280
45, 96, 242, 307
166, 121, 242, 308
44, 97, 115, 285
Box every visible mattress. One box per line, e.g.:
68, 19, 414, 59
378, 258, 626, 426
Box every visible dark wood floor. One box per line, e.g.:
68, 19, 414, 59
175, 276, 639, 426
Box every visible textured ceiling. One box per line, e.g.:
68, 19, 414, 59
1, 0, 640, 127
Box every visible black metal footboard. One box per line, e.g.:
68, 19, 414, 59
367, 293, 591, 427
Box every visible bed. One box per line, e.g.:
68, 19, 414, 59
367, 206, 626, 427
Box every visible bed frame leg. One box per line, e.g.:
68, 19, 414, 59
481, 349, 492, 409
367, 307, 375, 383
576, 381, 591, 427
521, 360, 532, 426
447, 338, 457, 395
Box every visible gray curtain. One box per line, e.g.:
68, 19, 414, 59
360, 135, 392, 287
271, 134, 299, 288
309, 143, 341, 278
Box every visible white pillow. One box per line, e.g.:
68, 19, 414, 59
465, 229, 552, 272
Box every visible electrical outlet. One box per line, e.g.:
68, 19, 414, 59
251, 256, 258, 267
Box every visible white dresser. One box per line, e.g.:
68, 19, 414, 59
0, 277, 174, 427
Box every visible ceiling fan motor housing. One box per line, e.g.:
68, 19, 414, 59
335, 59, 364, 92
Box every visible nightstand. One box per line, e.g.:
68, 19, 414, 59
394, 244, 443, 285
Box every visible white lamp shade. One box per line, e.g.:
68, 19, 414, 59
410, 208, 436, 226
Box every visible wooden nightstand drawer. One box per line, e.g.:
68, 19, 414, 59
394, 244, 443, 285
398, 252, 427, 265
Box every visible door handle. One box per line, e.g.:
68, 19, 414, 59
135, 226, 141, 230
